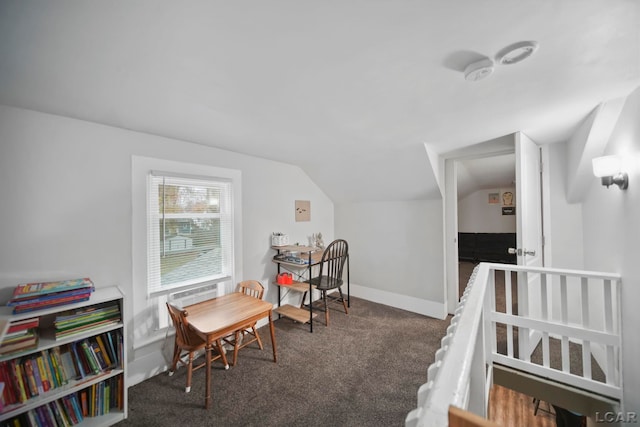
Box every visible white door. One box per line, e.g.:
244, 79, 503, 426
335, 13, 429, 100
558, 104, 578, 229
514, 131, 543, 268
514, 131, 544, 359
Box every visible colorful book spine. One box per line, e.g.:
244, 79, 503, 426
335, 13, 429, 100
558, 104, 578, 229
36, 355, 51, 392
89, 339, 108, 370
11, 360, 28, 403
70, 342, 87, 379
95, 334, 112, 368
80, 340, 100, 375
42, 350, 59, 389
12, 294, 92, 314
105, 331, 118, 368
10, 278, 94, 301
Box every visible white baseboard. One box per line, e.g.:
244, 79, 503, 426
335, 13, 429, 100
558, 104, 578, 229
348, 282, 448, 320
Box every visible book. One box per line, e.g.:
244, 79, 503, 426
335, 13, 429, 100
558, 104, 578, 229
70, 342, 87, 379
54, 318, 121, 340
8, 288, 94, 307
36, 355, 51, 392
59, 345, 80, 381
22, 359, 38, 398
0, 362, 17, 405
80, 390, 88, 418
68, 393, 84, 423
12, 293, 92, 314
6, 317, 39, 334
29, 357, 44, 395
105, 331, 118, 368
0, 332, 37, 355
95, 335, 112, 368
89, 339, 108, 370
49, 401, 66, 427
42, 350, 59, 389
54, 399, 72, 427
51, 347, 69, 385
80, 340, 100, 375
9, 278, 94, 301
61, 395, 79, 424
12, 361, 28, 403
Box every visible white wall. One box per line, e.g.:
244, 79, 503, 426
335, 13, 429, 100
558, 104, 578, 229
579, 86, 640, 414
458, 187, 516, 233
335, 199, 446, 319
545, 143, 584, 270
0, 105, 334, 384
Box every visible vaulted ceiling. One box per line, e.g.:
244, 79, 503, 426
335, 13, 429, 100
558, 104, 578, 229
1, 1, 638, 203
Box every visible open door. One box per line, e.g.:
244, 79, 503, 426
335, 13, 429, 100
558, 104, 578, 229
513, 132, 543, 268
513, 132, 544, 359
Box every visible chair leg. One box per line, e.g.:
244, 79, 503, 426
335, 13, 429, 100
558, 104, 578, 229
338, 287, 349, 314
169, 343, 180, 375
185, 351, 194, 393
216, 339, 230, 369
323, 290, 330, 326
252, 325, 264, 350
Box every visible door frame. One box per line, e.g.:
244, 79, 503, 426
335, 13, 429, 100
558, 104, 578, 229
442, 135, 551, 315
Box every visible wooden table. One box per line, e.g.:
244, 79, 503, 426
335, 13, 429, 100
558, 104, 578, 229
184, 292, 277, 409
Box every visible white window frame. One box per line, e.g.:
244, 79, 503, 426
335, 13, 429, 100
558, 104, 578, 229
132, 156, 242, 348
147, 173, 233, 296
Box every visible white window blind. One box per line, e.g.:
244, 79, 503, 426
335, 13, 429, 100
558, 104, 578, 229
147, 173, 233, 295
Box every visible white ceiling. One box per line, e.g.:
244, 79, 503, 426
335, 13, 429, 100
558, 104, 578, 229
458, 153, 516, 199
1, 1, 638, 203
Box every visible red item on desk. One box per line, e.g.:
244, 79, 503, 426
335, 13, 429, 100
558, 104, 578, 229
276, 273, 292, 285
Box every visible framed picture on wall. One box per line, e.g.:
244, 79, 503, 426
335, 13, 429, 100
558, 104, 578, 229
502, 191, 514, 206
295, 200, 310, 222
488, 192, 500, 204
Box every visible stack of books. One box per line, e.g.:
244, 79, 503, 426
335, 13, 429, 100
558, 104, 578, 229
7, 278, 95, 314
0, 317, 39, 355
54, 303, 121, 340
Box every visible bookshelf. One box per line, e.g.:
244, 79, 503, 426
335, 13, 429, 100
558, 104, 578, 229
0, 286, 127, 426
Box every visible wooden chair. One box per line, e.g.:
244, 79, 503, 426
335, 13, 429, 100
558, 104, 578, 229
166, 302, 227, 392
223, 280, 265, 366
303, 239, 349, 326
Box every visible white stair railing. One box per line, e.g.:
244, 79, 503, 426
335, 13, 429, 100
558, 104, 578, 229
405, 263, 622, 427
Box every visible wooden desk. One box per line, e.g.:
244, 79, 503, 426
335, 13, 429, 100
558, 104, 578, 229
184, 292, 277, 409
272, 245, 321, 332
271, 245, 351, 332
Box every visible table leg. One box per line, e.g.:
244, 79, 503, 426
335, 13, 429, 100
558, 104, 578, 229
205, 343, 212, 409
269, 311, 277, 363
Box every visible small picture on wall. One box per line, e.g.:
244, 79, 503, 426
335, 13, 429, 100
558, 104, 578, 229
502, 191, 514, 206
295, 200, 310, 222
488, 192, 500, 204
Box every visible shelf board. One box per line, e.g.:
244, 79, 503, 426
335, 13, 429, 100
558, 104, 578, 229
272, 281, 313, 293
274, 305, 318, 324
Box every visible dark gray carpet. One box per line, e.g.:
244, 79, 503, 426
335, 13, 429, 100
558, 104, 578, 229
117, 296, 451, 427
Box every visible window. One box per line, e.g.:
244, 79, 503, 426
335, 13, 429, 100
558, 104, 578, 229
147, 174, 233, 295
132, 156, 242, 347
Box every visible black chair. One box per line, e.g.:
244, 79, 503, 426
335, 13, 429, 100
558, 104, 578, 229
303, 239, 349, 326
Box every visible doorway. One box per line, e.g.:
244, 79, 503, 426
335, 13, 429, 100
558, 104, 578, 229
443, 132, 547, 314
456, 152, 517, 296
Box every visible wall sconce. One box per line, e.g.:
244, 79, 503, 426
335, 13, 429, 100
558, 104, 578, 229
592, 155, 628, 190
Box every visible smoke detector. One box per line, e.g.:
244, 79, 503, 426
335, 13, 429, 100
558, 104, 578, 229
496, 41, 539, 65
464, 58, 494, 82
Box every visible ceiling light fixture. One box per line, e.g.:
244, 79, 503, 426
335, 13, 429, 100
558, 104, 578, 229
495, 41, 539, 65
464, 58, 494, 82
